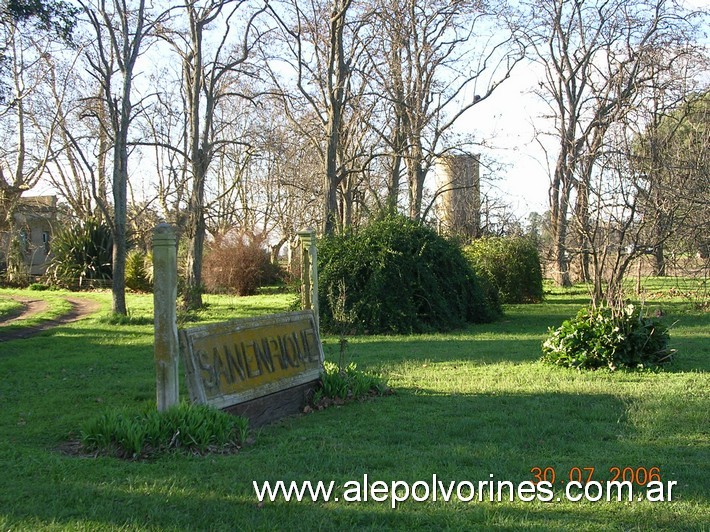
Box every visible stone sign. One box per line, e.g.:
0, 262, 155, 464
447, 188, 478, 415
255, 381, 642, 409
178, 310, 324, 425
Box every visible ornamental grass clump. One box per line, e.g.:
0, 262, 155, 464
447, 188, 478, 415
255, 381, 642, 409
306, 361, 391, 413
541, 304, 674, 370
80, 402, 249, 459
45, 219, 113, 289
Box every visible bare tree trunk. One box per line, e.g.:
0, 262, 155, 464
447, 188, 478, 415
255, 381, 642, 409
84, 0, 149, 316
96, 94, 109, 221
324, 119, 341, 235
270, 236, 288, 266
323, 0, 351, 236
112, 88, 130, 315
182, 4, 207, 310
575, 179, 591, 283
549, 161, 572, 287
652, 215, 667, 276
407, 145, 426, 221
184, 152, 207, 309
386, 46, 406, 215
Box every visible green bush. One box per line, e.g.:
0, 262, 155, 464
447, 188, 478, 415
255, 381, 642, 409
80, 402, 249, 459
45, 219, 113, 289
541, 305, 674, 370
464, 237, 543, 304
318, 215, 500, 334
125, 249, 152, 292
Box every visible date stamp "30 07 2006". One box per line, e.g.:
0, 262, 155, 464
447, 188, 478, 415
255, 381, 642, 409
530, 466, 678, 502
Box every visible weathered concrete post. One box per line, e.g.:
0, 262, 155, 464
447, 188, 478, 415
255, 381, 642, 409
298, 228, 319, 333
153, 223, 179, 411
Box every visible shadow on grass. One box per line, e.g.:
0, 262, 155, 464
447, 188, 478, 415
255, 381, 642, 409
0, 388, 706, 530
342, 336, 546, 366
0, 299, 707, 529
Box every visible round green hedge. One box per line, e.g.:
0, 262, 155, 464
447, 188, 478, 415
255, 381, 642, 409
318, 216, 500, 334
464, 237, 543, 304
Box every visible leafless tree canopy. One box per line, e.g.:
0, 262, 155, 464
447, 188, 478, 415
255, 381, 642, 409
524, 0, 707, 303
1, 0, 707, 308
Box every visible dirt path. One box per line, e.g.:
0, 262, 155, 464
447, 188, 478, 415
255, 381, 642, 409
0, 297, 49, 325
0, 296, 101, 342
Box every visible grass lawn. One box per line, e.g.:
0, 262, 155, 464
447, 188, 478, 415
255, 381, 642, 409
0, 289, 75, 331
0, 296, 24, 320
0, 282, 707, 530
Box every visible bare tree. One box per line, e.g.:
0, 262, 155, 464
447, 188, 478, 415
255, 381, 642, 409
36, 51, 111, 222
209, 101, 322, 266
266, 0, 376, 235
0, 13, 70, 279
634, 89, 710, 276
141, 65, 190, 227
631, 48, 709, 276
369, 0, 524, 221
526, 0, 700, 287
80, 0, 163, 314
157, 0, 266, 309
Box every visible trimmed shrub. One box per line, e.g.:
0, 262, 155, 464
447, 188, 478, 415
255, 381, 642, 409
318, 215, 500, 334
45, 219, 113, 289
541, 304, 674, 370
202, 232, 282, 296
464, 237, 543, 304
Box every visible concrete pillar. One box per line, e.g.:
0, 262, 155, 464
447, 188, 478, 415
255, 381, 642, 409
152, 223, 179, 411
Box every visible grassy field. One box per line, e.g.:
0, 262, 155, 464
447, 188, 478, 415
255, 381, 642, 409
0, 289, 74, 331
0, 296, 24, 320
0, 281, 707, 530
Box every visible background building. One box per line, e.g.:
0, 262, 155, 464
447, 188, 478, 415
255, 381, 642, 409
0, 196, 57, 276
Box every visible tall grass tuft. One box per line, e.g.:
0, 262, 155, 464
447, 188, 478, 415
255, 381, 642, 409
80, 402, 249, 459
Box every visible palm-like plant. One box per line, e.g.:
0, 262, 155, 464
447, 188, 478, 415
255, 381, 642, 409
45, 219, 113, 289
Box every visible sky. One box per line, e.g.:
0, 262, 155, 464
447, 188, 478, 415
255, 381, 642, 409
458, 61, 551, 219
32, 0, 709, 225
453, 0, 710, 220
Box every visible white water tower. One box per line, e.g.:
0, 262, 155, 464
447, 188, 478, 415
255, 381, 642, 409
433, 154, 481, 239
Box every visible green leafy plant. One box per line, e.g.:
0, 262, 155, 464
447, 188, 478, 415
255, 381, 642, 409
541, 304, 675, 370
318, 215, 500, 334
125, 249, 152, 292
464, 237, 544, 304
313, 361, 389, 406
45, 219, 113, 289
80, 402, 249, 459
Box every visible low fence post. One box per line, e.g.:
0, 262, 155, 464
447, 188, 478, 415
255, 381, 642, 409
152, 223, 179, 411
